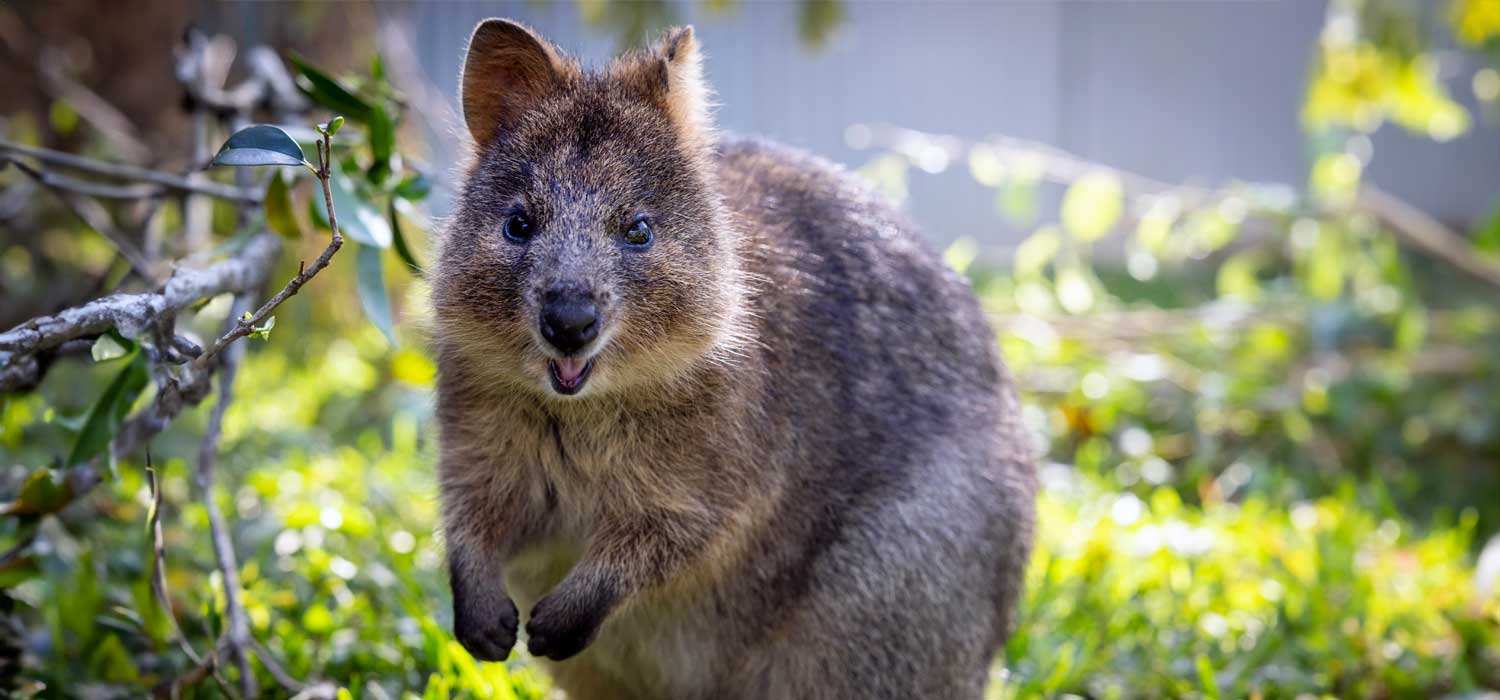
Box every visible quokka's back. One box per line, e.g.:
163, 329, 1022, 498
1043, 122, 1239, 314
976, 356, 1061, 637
432, 19, 1036, 699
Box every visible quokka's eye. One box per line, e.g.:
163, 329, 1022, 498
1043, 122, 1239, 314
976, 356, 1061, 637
624, 217, 653, 247
502, 213, 534, 243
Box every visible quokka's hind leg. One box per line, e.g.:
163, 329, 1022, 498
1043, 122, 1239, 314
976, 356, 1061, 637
731, 475, 1008, 699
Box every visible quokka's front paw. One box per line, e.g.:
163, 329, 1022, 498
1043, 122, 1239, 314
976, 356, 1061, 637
525, 590, 608, 661
454, 594, 519, 662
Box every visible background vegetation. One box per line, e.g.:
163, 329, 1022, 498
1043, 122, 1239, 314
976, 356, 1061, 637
3, 1, 1500, 698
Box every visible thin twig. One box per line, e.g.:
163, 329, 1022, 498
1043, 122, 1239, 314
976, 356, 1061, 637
147, 457, 204, 667
250, 636, 309, 693
193, 132, 344, 370
0, 140, 260, 203
38, 46, 151, 163
1, 156, 165, 200
1358, 186, 1500, 289
153, 635, 242, 700
3, 157, 158, 279
194, 294, 257, 698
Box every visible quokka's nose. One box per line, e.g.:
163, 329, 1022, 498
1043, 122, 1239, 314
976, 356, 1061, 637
540, 291, 599, 355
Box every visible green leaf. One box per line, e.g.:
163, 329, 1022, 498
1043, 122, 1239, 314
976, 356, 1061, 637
308, 188, 329, 230
390, 201, 423, 276
65, 352, 148, 473
90, 332, 132, 362
395, 173, 432, 201
251, 315, 276, 341
212, 124, 308, 168
367, 106, 395, 172
1196, 654, 1219, 699
1060, 171, 1124, 242
1014, 226, 1062, 278
321, 115, 345, 137
264, 170, 302, 239
1, 468, 70, 516
288, 52, 374, 122
356, 243, 395, 342
1474, 202, 1500, 258
996, 177, 1039, 226
87, 634, 139, 683
314, 170, 392, 248
1216, 252, 1263, 302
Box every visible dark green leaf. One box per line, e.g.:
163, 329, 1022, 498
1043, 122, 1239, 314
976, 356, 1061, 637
288, 52, 374, 122
368, 107, 394, 170
314, 170, 392, 248
65, 352, 148, 473
265, 170, 302, 239
308, 189, 329, 230
395, 173, 431, 201
390, 200, 423, 276
356, 243, 395, 342
212, 124, 307, 168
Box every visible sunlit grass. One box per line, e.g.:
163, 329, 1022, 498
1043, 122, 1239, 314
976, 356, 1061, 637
997, 468, 1500, 700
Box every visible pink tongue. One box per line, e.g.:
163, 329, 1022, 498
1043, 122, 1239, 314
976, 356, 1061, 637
554, 358, 586, 383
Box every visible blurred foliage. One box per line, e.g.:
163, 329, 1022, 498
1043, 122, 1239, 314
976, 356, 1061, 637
3, 1, 1500, 699
1000, 471, 1500, 699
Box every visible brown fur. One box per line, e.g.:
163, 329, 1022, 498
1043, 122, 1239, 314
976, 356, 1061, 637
433, 19, 1037, 699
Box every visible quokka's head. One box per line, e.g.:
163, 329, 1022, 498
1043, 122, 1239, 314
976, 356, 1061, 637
434, 19, 748, 399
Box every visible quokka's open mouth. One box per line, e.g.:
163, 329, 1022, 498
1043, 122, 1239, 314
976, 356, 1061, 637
548, 357, 594, 395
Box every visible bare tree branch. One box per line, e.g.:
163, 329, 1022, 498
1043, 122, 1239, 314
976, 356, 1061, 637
0, 140, 260, 203
37, 46, 151, 164
3, 157, 159, 279
1358, 186, 1500, 289
0, 232, 280, 390
1, 156, 167, 200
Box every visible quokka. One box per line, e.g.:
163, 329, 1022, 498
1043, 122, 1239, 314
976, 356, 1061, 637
432, 18, 1037, 699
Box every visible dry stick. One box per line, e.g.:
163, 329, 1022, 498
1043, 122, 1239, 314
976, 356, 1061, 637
37, 46, 152, 164
193, 133, 344, 371
1357, 186, 1500, 289
3, 157, 158, 279
147, 459, 205, 667
148, 459, 242, 700
249, 636, 310, 693
1, 156, 165, 200
0, 140, 259, 203
194, 293, 256, 698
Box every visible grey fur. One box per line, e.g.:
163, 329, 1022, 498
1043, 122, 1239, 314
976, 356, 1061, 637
433, 19, 1037, 700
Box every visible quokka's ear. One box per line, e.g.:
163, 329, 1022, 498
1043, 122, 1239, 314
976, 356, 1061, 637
615, 26, 714, 151
460, 19, 567, 147
656, 26, 712, 143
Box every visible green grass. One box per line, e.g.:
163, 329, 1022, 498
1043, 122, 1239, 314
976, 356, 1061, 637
1000, 469, 1500, 699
